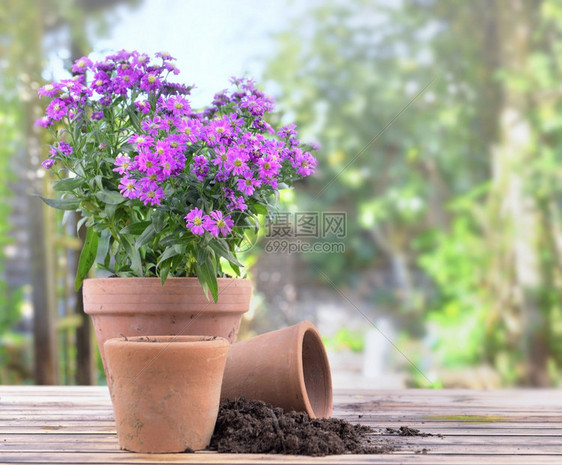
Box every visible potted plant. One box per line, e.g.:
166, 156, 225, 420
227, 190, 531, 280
36, 50, 317, 372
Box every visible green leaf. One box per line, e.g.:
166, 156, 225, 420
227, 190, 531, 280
95, 229, 111, 265
196, 254, 218, 303
95, 190, 126, 205
159, 260, 171, 285
53, 177, 83, 192
252, 203, 269, 215
209, 240, 243, 267
37, 194, 81, 210
120, 221, 152, 235
135, 223, 156, 248
75, 228, 99, 291
152, 209, 167, 233
157, 245, 183, 264
122, 237, 143, 276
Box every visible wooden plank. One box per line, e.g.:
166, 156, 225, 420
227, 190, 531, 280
2, 452, 562, 465
1, 387, 562, 465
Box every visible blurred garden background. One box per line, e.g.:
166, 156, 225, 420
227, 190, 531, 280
2, 0, 562, 389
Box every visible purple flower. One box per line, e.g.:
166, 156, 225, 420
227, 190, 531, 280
135, 150, 159, 174
192, 155, 209, 181
135, 100, 151, 114
139, 178, 164, 206
140, 71, 162, 92
46, 99, 68, 121
71, 56, 93, 74
128, 134, 154, 149
155, 51, 176, 61
258, 155, 281, 179
185, 208, 209, 235
175, 119, 201, 143
113, 154, 132, 175
205, 210, 234, 237
35, 116, 52, 128
292, 150, 317, 177
58, 141, 73, 156
119, 177, 139, 199
237, 171, 262, 196
37, 83, 60, 98
162, 96, 190, 116
227, 148, 248, 176
91, 111, 104, 120
227, 195, 248, 212
41, 158, 55, 169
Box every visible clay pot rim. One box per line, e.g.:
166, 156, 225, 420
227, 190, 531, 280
104, 335, 230, 349
84, 276, 253, 287
294, 321, 334, 418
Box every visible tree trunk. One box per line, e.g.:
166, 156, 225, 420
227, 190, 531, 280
491, 0, 549, 386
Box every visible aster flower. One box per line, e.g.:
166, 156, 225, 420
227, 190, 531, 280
135, 100, 151, 114
41, 158, 55, 169
71, 56, 93, 74
38, 83, 60, 98
205, 210, 234, 237
46, 99, 68, 121
227, 148, 249, 176
35, 116, 52, 128
128, 134, 154, 149
118, 177, 139, 199
237, 171, 262, 196
258, 155, 281, 179
113, 154, 133, 175
185, 208, 209, 235
139, 178, 164, 206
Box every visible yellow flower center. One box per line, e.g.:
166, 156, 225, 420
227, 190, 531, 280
193, 217, 202, 226
147, 74, 156, 83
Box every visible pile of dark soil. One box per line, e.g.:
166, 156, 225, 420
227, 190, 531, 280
209, 398, 395, 456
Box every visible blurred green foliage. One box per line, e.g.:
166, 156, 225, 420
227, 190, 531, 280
323, 328, 365, 353
266, 0, 562, 387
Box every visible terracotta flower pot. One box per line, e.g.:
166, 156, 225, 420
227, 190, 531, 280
83, 277, 251, 378
104, 335, 229, 453
221, 321, 333, 418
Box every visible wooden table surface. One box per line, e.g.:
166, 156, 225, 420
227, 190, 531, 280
0, 386, 561, 464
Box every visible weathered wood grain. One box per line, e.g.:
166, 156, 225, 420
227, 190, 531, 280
1, 387, 561, 464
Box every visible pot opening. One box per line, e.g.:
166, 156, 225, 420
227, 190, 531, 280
301, 329, 333, 418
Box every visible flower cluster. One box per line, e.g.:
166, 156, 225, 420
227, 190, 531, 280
36, 50, 317, 298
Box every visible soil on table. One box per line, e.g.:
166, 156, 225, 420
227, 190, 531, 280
210, 398, 397, 456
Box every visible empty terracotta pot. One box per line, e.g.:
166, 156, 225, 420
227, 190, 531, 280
83, 277, 251, 378
221, 321, 333, 418
104, 335, 229, 453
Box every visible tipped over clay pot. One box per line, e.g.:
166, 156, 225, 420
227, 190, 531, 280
220, 321, 333, 418
104, 335, 229, 453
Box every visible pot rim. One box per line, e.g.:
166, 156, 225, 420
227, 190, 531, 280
83, 276, 253, 287
295, 321, 334, 418
104, 334, 230, 349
